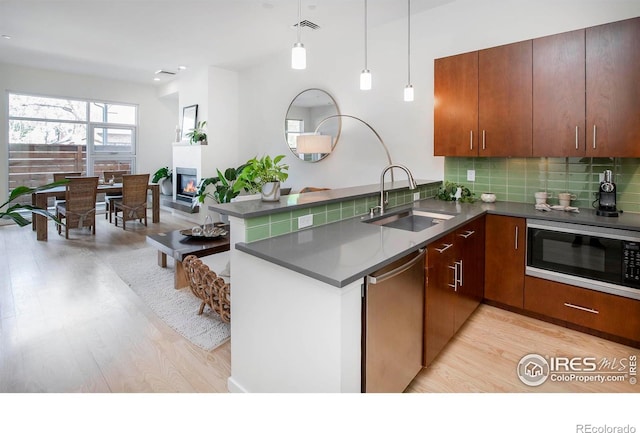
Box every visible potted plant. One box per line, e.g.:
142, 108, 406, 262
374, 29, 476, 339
1, 180, 68, 227
436, 181, 476, 203
234, 154, 289, 202
193, 164, 252, 207
152, 166, 173, 196
185, 120, 208, 145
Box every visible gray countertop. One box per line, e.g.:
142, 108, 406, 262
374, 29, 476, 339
236, 198, 640, 288
209, 179, 441, 218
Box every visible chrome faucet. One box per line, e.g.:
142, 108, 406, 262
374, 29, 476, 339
373, 164, 418, 216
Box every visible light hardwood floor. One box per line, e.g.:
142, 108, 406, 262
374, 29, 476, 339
0, 209, 638, 393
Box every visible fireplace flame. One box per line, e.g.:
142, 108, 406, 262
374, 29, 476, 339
183, 180, 197, 193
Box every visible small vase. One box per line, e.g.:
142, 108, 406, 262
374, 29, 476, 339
261, 182, 281, 202
481, 192, 496, 203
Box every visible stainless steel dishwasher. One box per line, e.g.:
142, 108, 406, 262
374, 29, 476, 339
363, 249, 425, 393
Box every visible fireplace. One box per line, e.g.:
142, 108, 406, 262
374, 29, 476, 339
176, 167, 198, 202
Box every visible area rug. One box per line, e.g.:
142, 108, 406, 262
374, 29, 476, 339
103, 247, 230, 351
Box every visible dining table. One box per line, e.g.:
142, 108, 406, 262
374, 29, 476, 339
31, 182, 160, 241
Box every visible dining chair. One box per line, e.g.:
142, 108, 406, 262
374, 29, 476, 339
56, 176, 99, 239
103, 170, 128, 220
51, 172, 82, 208
53, 172, 82, 182
112, 174, 150, 230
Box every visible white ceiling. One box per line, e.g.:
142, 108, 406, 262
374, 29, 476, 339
0, 0, 453, 85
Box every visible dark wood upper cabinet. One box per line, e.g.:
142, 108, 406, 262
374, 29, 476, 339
533, 29, 586, 157
478, 40, 533, 157
434, 16, 639, 158
586, 17, 640, 157
434, 51, 478, 156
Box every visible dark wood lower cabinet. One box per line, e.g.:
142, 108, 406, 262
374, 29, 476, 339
425, 217, 485, 366
484, 215, 526, 309
524, 276, 640, 344
454, 216, 485, 332
425, 213, 639, 366
424, 233, 457, 367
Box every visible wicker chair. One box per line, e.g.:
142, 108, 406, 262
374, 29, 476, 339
112, 174, 149, 229
52, 172, 82, 207
183, 255, 231, 323
53, 172, 82, 182
103, 170, 128, 221
56, 176, 99, 239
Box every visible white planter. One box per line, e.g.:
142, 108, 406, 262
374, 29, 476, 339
261, 182, 281, 202
159, 177, 173, 195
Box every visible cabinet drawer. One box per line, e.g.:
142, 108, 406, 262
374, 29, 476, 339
524, 276, 640, 342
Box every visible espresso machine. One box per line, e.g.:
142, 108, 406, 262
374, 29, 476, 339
595, 169, 619, 217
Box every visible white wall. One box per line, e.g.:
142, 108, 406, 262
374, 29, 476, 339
0, 62, 176, 208
237, 0, 640, 192
163, 66, 240, 179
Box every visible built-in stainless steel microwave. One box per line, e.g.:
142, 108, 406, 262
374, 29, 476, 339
526, 219, 640, 301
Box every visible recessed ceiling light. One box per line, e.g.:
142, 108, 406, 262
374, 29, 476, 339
1, 35, 11, 40
153, 77, 161, 81
178, 65, 187, 70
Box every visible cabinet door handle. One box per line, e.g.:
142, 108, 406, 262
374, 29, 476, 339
470, 130, 473, 150
514, 226, 519, 250
435, 243, 453, 253
482, 130, 486, 150
458, 230, 475, 239
575, 126, 579, 150
456, 260, 463, 287
448, 264, 457, 291
564, 302, 599, 315
593, 124, 597, 149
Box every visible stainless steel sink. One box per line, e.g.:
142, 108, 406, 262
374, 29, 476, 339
364, 209, 456, 232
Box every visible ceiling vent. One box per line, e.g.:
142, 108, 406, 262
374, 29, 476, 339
154, 69, 176, 76
292, 19, 320, 30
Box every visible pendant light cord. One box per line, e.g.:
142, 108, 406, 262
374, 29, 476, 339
364, 0, 368, 69
297, 0, 302, 43
407, 0, 411, 84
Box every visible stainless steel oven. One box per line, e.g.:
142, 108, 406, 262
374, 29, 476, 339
526, 219, 640, 300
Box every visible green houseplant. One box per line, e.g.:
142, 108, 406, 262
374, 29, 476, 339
185, 121, 208, 145
1, 180, 68, 227
234, 154, 289, 202
436, 181, 476, 203
193, 164, 251, 206
152, 166, 173, 195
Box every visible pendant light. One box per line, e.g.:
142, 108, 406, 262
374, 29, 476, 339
359, 0, 372, 90
404, 0, 414, 101
291, 0, 306, 70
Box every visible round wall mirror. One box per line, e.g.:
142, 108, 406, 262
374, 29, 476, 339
284, 88, 341, 163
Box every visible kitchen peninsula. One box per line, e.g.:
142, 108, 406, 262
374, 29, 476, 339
211, 182, 640, 393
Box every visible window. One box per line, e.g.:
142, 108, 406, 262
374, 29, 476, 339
285, 118, 304, 155
7, 93, 137, 204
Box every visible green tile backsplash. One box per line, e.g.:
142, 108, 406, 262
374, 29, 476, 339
244, 183, 441, 242
445, 157, 640, 213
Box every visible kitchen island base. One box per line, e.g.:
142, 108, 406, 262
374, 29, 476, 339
228, 251, 362, 393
